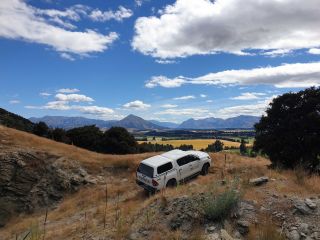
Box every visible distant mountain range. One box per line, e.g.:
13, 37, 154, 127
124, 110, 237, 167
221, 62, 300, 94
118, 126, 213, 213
30, 114, 167, 130
30, 114, 260, 130
29, 116, 116, 129
178, 115, 260, 129
149, 120, 180, 129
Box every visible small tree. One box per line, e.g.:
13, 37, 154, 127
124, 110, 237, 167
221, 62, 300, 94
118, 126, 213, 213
240, 139, 247, 155
33, 121, 49, 137
206, 140, 224, 152
66, 125, 103, 152
178, 144, 193, 151
102, 127, 138, 154
254, 87, 320, 172
52, 128, 69, 143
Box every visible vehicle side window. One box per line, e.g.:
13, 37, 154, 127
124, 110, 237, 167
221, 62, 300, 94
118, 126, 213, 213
157, 162, 173, 174
189, 155, 200, 162
177, 156, 189, 166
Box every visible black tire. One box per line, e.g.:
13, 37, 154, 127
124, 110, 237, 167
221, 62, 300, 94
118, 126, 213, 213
166, 179, 177, 188
201, 164, 210, 176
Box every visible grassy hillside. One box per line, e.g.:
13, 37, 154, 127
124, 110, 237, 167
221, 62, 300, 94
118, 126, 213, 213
0, 126, 319, 240
0, 125, 155, 173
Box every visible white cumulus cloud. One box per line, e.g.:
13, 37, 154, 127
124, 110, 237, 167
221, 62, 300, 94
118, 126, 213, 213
146, 76, 186, 88
132, 0, 320, 59
308, 48, 320, 55
55, 93, 94, 102
155, 108, 209, 117
173, 95, 195, 100
161, 104, 178, 108
0, 0, 118, 56
231, 92, 266, 100
40, 92, 51, 97
146, 62, 320, 88
217, 96, 277, 118
89, 6, 133, 22
9, 100, 20, 104
57, 88, 80, 93
123, 100, 151, 110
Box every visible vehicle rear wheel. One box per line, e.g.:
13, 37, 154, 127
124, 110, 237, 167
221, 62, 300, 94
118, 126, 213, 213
166, 179, 177, 188
201, 164, 209, 176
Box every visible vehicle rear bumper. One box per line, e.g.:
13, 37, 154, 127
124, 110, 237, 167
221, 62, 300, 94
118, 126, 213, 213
136, 179, 156, 192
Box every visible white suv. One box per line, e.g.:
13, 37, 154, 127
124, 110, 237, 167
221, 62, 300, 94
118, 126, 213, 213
136, 149, 211, 192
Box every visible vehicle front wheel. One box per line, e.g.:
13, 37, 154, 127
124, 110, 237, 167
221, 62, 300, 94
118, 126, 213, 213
166, 179, 177, 188
201, 164, 210, 176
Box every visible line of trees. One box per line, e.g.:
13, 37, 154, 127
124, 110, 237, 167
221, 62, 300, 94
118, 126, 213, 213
31, 123, 195, 154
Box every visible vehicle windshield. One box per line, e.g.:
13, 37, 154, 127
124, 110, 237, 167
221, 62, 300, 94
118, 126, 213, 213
137, 163, 154, 178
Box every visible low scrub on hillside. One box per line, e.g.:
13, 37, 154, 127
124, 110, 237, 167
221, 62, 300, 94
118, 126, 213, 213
201, 181, 240, 221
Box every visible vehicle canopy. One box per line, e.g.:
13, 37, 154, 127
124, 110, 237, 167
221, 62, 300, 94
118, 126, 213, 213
140, 149, 207, 168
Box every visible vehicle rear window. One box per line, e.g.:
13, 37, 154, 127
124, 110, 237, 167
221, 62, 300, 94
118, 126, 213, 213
137, 163, 154, 178
157, 162, 173, 174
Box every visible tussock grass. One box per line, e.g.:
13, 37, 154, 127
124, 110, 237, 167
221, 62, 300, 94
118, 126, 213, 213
248, 215, 286, 240
202, 180, 240, 222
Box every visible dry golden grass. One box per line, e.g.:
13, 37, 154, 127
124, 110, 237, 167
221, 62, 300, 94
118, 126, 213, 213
1, 125, 320, 240
0, 125, 156, 173
138, 138, 251, 150
248, 215, 286, 240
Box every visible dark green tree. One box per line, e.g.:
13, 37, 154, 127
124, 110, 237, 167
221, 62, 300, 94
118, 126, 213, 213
33, 121, 49, 137
102, 127, 138, 154
178, 144, 193, 151
138, 142, 174, 152
66, 125, 103, 152
240, 139, 247, 155
254, 87, 320, 172
52, 128, 69, 143
206, 140, 224, 152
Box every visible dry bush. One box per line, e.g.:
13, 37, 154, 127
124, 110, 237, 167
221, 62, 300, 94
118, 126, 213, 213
293, 166, 308, 185
189, 227, 205, 240
202, 180, 240, 222
248, 216, 286, 240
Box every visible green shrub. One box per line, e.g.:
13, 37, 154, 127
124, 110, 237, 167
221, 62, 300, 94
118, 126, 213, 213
202, 186, 239, 221
205, 140, 224, 152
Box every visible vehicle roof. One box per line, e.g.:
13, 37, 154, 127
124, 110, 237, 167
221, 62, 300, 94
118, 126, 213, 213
140, 155, 172, 167
161, 149, 189, 160
141, 149, 205, 167
186, 150, 208, 158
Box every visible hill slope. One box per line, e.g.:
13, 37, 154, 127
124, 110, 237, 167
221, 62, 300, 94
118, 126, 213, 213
0, 108, 34, 132
149, 120, 179, 128
114, 114, 166, 130
0, 125, 319, 240
0, 125, 155, 228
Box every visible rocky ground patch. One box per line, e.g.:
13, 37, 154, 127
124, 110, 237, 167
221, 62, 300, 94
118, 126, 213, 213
0, 149, 95, 227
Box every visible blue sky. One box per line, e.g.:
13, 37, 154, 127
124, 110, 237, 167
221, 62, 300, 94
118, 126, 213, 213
1, 0, 320, 123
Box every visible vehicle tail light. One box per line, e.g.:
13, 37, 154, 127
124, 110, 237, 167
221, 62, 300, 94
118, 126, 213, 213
152, 179, 159, 186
